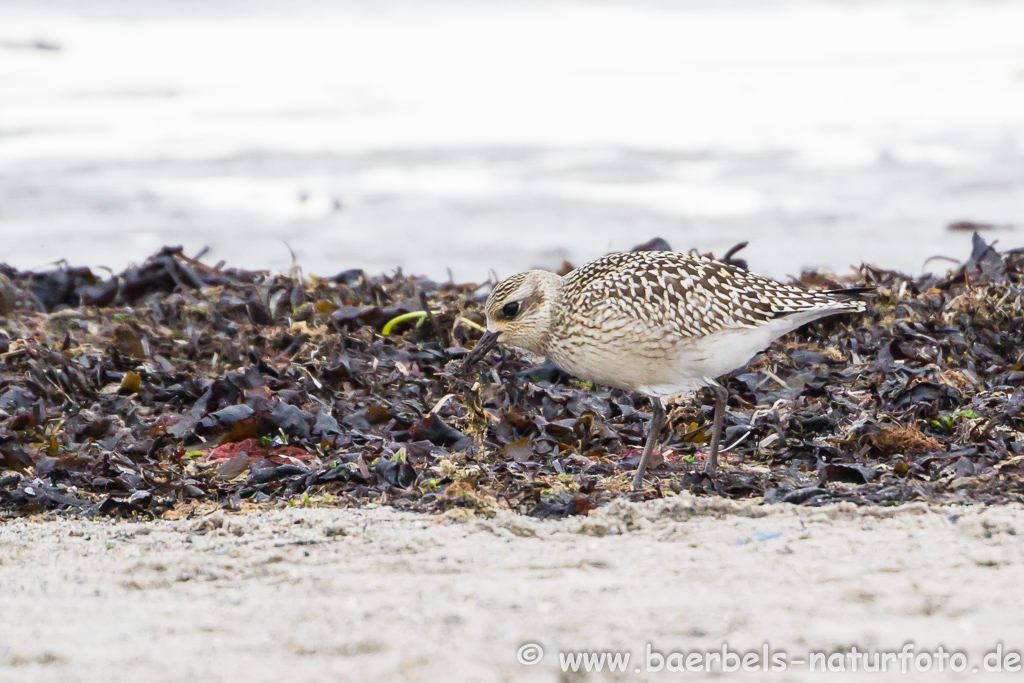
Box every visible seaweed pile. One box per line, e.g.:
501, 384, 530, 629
2, 236, 1024, 519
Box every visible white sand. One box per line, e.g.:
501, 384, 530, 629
1, 496, 1022, 682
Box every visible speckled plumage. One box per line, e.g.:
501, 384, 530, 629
472, 250, 869, 488
484, 251, 865, 395
559, 251, 857, 335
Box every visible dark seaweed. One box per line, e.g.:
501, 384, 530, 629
2, 234, 1024, 520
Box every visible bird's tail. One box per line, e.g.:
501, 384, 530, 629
823, 286, 873, 311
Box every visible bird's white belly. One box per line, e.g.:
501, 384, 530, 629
550, 316, 801, 398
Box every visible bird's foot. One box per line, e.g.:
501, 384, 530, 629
620, 447, 664, 490
694, 449, 731, 487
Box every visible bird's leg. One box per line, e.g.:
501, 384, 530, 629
705, 384, 729, 475
632, 398, 666, 490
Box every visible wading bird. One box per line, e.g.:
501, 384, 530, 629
463, 250, 869, 489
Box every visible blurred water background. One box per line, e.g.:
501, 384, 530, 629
1, 0, 1023, 282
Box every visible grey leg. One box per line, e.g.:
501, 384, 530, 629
705, 384, 729, 475
632, 398, 666, 490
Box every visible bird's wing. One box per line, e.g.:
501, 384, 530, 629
562, 251, 865, 341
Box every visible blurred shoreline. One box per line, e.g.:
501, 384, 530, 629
1, 0, 1022, 280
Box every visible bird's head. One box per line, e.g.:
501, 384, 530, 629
463, 269, 563, 367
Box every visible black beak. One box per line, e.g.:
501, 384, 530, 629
461, 330, 501, 372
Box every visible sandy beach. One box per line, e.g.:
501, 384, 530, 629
2, 497, 1022, 682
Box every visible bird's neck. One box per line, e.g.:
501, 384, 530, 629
529, 272, 565, 357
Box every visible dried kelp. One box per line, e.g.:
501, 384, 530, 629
2, 234, 1024, 520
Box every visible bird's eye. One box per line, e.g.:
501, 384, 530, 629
502, 301, 521, 318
